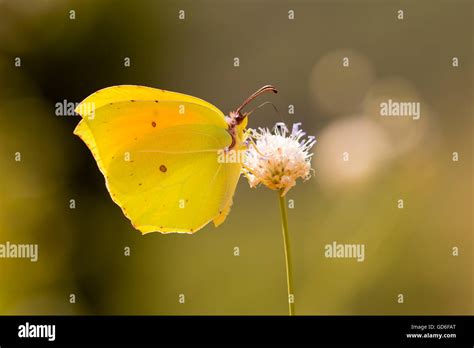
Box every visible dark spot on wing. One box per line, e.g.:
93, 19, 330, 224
152, 121, 156, 127
154, 100, 159, 103
159, 165, 167, 173
131, 100, 135, 102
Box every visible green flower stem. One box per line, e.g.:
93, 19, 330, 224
278, 189, 295, 316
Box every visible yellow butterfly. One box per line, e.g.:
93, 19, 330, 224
74, 85, 277, 234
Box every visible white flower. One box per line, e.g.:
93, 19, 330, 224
243, 122, 316, 196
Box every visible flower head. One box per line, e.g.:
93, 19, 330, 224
243, 122, 316, 196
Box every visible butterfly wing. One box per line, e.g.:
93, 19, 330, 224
76, 84, 224, 117
74, 87, 241, 234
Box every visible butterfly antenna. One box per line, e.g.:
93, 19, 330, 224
235, 85, 278, 122
246, 101, 282, 121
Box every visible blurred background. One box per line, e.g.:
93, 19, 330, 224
0, 0, 472, 315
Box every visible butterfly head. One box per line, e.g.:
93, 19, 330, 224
225, 85, 278, 150
225, 85, 278, 126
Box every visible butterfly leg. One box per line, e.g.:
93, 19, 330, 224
241, 163, 255, 178
248, 137, 266, 157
